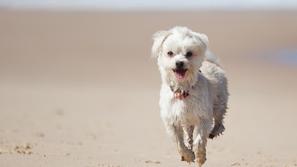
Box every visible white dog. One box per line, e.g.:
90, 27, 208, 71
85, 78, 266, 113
152, 27, 229, 166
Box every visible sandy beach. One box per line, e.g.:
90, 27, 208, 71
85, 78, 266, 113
0, 10, 297, 167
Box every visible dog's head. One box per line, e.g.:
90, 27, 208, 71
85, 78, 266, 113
152, 26, 208, 86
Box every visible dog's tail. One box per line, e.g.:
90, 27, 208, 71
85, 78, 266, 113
205, 50, 220, 66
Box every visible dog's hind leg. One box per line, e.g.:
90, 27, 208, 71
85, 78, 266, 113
209, 113, 225, 139
209, 95, 227, 139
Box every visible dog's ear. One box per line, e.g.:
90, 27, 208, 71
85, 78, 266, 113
193, 32, 209, 49
151, 30, 171, 58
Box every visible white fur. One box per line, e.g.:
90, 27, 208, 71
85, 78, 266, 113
152, 26, 229, 166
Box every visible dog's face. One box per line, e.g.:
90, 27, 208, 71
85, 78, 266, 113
152, 27, 208, 85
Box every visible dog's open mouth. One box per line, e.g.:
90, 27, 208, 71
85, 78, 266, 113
173, 69, 188, 80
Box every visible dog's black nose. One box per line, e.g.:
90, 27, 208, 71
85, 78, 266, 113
176, 61, 184, 69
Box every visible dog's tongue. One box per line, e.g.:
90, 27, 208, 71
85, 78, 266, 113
174, 69, 187, 80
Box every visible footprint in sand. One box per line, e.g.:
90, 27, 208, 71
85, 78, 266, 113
98, 163, 121, 167
14, 143, 33, 155
231, 162, 241, 166
145, 160, 161, 164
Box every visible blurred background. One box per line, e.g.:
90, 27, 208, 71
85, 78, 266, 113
0, 1, 297, 167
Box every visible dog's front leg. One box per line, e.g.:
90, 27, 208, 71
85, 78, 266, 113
172, 124, 195, 163
185, 125, 194, 150
193, 119, 211, 167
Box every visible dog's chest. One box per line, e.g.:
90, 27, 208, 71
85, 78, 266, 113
161, 94, 201, 124
171, 98, 199, 122
160, 84, 212, 124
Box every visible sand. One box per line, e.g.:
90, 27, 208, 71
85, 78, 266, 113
0, 9, 297, 167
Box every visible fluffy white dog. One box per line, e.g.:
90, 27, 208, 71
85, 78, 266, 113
152, 26, 229, 166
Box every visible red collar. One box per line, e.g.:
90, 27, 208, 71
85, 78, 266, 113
174, 90, 189, 100
170, 86, 190, 100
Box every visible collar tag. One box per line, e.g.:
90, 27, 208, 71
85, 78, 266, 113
174, 90, 189, 100
170, 85, 190, 100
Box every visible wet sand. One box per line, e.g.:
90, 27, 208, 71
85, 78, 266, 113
0, 10, 297, 167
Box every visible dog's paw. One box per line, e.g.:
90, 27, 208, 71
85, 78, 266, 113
209, 133, 215, 139
180, 149, 195, 163
197, 157, 206, 167
196, 152, 206, 167
209, 123, 225, 139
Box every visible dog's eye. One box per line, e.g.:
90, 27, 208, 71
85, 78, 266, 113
185, 51, 193, 58
167, 51, 174, 57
